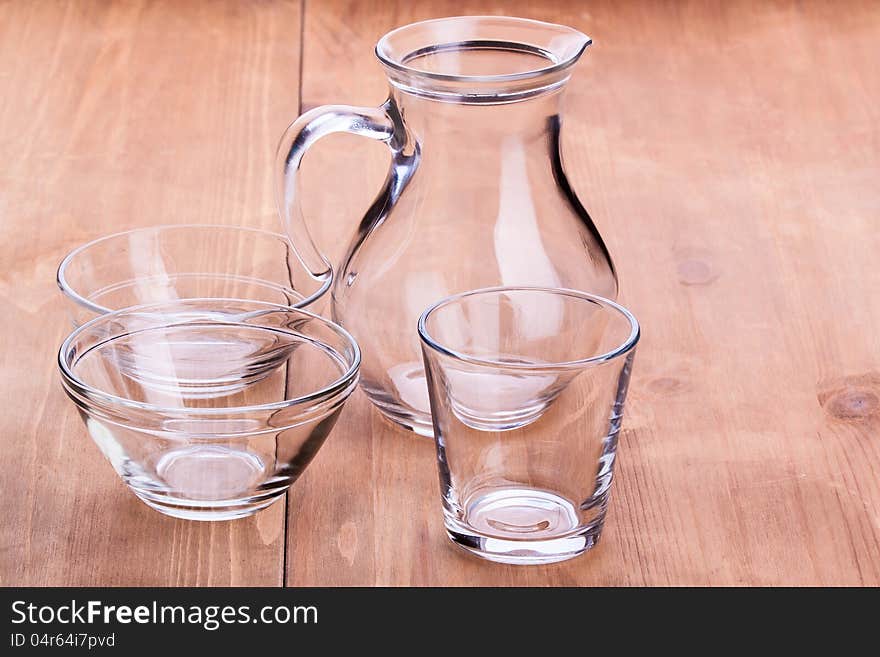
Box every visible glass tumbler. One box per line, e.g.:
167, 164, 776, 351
59, 299, 359, 521
418, 287, 639, 564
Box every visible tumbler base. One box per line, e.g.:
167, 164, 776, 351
444, 487, 604, 565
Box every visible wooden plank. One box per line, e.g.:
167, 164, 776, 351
0, 0, 302, 585
289, 0, 880, 584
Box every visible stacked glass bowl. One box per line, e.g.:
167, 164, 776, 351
56, 225, 359, 521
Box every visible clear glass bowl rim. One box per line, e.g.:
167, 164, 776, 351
375, 15, 591, 84
418, 286, 640, 371
58, 298, 361, 417
56, 224, 331, 316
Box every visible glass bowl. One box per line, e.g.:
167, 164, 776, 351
58, 299, 360, 521
57, 225, 331, 326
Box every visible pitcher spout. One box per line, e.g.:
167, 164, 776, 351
545, 23, 591, 67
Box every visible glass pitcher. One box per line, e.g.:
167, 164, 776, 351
276, 16, 617, 436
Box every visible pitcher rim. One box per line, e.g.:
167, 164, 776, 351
375, 16, 591, 84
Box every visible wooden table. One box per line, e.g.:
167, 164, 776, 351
2, 0, 878, 586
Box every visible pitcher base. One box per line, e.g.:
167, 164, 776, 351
380, 408, 435, 438
363, 388, 434, 438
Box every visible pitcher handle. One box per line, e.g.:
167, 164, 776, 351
275, 101, 401, 279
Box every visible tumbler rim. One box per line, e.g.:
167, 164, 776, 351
58, 298, 361, 417
418, 286, 640, 371
56, 224, 332, 316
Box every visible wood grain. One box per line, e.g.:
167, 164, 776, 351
2, 0, 879, 587
287, 0, 880, 585
0, 0, 301, 585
